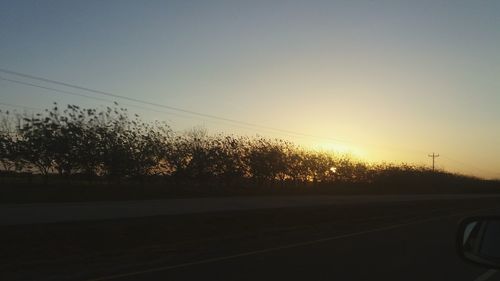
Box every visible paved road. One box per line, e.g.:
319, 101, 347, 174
2, 194, 500, 225
83, 199, 500, 281
3, 197, 500, 281
97, 222, 494, 281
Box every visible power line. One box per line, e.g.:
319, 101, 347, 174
0, 98, 345, 144
0, 71, 491, 177
0, 76, 209, 121
0, 70, 496, 178
0, 68, 354, 144
0, 67, 429, 155
0, 76, 346, 140
0, 76, 116, 104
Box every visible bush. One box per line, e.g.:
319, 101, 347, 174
0, 103, 489, 190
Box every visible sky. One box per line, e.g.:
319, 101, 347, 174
0, 0, 499, 179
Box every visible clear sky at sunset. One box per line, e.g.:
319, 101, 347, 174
0, 1, 499, 179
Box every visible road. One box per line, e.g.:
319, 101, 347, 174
2, 194, 500, 225
2, 196, 500, 281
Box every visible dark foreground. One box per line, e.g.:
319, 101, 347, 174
2, 198, 500, 281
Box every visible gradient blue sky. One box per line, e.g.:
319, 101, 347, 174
0, 0, 499, 178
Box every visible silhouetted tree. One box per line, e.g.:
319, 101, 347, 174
0, 102, 481, 191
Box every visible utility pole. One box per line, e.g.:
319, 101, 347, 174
428, 152, 440, 171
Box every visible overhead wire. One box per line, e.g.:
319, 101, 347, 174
0, 67, 430, 155
0, 76, 336, 139
0, 68, 355, 144
2, 68, 498, 179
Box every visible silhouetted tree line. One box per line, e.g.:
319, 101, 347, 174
0, 103, 482, 187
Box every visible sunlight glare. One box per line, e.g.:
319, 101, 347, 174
311, 142, 366, 159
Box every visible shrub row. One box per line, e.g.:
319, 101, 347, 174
0, 103, 470, 187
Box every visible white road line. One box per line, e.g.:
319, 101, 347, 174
86, 207, 497, 281
474, 270, 497, 281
